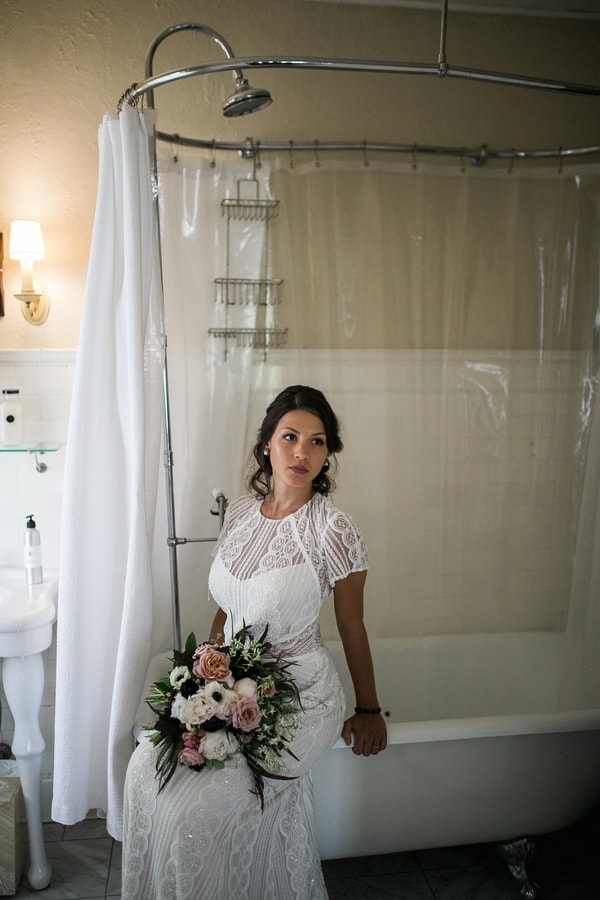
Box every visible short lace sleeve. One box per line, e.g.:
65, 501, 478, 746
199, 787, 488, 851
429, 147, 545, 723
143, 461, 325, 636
210, 495, 255, 560
320, 500, 369, 588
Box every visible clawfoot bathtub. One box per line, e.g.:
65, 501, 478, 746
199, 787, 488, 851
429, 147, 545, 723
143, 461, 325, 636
314, 632, 600, 898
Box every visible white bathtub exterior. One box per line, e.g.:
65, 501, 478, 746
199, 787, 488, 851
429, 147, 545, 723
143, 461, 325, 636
314, 633, 600, 860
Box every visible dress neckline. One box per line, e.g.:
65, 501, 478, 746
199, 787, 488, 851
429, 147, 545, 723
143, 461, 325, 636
258, 493, 318, 522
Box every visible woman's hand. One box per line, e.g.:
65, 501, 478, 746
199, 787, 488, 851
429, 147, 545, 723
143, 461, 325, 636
208, 607, 227, 644
342, 712, 387, 756
334, 571, 387, 757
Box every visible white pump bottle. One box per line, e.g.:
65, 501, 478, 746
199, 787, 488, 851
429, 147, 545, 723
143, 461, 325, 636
24, 515, 43, 585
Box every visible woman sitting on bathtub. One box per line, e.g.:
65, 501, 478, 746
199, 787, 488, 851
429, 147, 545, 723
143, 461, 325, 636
122, 384, 387, 900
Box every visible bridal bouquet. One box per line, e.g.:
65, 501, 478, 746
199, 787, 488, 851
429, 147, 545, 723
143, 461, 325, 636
145, 625, 301, 805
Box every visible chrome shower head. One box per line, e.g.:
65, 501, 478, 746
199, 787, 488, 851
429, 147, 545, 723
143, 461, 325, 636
223, 78, 273, 117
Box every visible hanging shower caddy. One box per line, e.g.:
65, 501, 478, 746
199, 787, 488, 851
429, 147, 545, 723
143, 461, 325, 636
209, 177, 288, 358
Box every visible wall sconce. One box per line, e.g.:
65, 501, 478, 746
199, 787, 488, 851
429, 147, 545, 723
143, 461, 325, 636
0, 233, 4, 317
9, 220, 49, 325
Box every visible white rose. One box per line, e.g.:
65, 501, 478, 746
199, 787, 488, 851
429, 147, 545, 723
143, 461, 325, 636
171, 689, 213, 726
233, 677, 258, 700
200, 729, 240, 761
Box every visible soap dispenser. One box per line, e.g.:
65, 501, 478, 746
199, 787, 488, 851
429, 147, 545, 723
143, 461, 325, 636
1, 389, 22, 446
24, 515, 43, 585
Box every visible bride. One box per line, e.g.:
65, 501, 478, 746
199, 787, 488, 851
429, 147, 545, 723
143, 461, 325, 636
122, 384, 387, 899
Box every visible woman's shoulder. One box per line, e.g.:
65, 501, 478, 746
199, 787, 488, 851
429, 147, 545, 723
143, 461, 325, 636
225, 494, 260, 526
309, 493, 362, 534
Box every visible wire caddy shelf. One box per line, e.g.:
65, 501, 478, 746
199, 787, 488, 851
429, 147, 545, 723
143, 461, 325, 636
209, 177, 287, 359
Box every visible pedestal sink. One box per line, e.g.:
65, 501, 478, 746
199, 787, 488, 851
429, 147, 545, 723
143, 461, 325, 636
0, 566, 58, 891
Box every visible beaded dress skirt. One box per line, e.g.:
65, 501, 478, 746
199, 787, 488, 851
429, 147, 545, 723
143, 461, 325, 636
122, 494, 368, 900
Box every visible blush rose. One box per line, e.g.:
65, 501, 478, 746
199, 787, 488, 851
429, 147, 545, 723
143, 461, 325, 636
232, 697, 262, 732
178, 745, 205, 767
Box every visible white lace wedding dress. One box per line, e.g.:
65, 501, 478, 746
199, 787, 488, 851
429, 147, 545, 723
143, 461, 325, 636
121, 492, 368, 900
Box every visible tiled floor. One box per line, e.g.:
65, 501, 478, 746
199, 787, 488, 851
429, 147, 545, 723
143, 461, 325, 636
323, 800, 600, 899
8, 801, 600, 899
10, 818, 121, 899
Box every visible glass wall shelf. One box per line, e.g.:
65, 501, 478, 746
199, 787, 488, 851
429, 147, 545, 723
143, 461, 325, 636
0, 443, 61, 453
0, 443, 61, 472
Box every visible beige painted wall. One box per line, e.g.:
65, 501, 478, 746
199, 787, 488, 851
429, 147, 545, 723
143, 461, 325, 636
1, 0, 599, 349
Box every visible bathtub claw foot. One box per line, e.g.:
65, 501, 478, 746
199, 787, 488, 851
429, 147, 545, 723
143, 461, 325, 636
497, 838, 540, 899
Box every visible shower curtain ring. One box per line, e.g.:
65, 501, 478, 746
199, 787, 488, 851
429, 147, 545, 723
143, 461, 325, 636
472, 144, 488, 167
362, 141, 369, 168
289, 140, 294, 169
557, 147, 563, 176
412, 144, 418, 170
314, 140, 321, 168
507, 152, 515, 176
210, 140, 216, 168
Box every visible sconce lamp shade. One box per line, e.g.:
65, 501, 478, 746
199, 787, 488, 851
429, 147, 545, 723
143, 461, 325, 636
9, 220, 45, 261
9, 220, 49, 324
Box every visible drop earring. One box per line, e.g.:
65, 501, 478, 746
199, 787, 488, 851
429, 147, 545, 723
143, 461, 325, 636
263, 447, 270, 456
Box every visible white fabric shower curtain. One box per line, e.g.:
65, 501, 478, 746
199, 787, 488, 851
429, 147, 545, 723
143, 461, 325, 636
52, 107, 161, 840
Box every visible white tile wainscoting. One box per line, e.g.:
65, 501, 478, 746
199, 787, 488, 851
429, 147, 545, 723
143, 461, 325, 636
0, 346, 589, 824
0, 349, 75, 821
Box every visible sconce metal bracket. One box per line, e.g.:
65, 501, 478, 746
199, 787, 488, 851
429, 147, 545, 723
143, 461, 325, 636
14, 292, 50, 326
0, 233, 4, 317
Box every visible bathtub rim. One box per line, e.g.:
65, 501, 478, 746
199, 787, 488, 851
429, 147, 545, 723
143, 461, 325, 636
331, 707, 600, 749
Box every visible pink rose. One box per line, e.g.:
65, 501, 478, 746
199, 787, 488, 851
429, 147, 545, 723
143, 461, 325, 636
179, 745, 205, 768
182, 728, 203, 748
232, 696, 262, 732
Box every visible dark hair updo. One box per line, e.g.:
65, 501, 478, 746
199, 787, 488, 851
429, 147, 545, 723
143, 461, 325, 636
247, 385, 343, 498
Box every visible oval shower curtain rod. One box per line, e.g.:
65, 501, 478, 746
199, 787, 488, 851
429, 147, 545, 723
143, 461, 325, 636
118, 19, 600, 167
119, 54, 600, 109
119, 5, 600, 111
118, 53, 600, 166
151, 133, 600, 168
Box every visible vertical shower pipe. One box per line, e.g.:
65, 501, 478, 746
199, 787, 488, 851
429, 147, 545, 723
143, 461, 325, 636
144, 23, 269, 649
144, 29, 188, 652
438, 0, 449, 74
147, 131, 183, 651
143, 23, 247, 650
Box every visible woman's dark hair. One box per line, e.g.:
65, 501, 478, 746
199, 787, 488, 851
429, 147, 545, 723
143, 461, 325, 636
247, 385, 343, 498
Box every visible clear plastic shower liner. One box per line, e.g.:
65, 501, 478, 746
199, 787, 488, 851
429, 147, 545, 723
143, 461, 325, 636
156, 153, 600, 714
